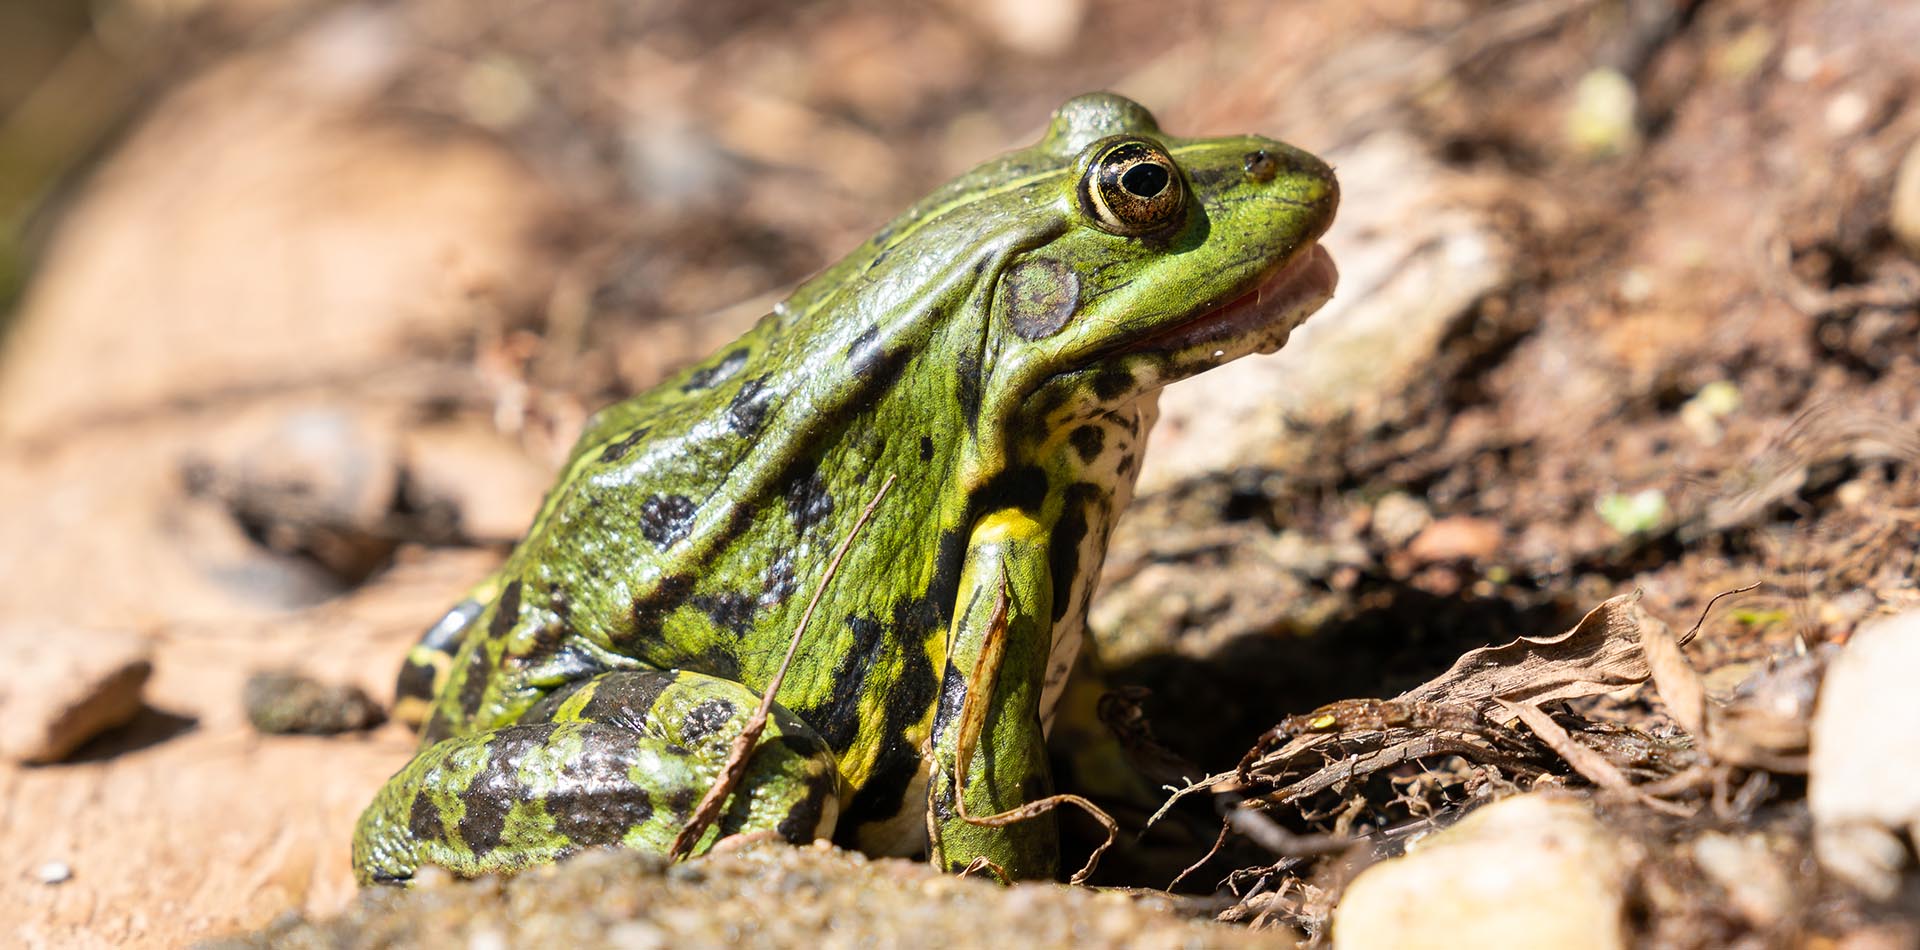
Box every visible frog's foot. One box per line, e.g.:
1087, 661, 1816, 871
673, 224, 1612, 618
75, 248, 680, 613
352, 670, 842, 885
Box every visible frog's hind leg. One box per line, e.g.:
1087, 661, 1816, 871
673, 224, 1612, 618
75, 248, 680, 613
390, 597, 489, 727
353, 670, 842, 884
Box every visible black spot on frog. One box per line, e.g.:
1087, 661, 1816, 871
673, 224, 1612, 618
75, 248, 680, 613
1068, 424, 1104, 464
680, 697, 738, 746
597, 427, 651, 463
630, 574, 695, 639
784, 464, 835, 531
727, 377, 775, 435
458, 722, 561, 855
1093, 369, 1134, 402
638, 495, 698, 547
691, 591, 757, 634
487, 581, 522, 640
682, 349, 749, 392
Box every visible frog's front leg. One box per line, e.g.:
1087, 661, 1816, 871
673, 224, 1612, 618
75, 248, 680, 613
353, 670, 840, 884
926, 509, 1060, 880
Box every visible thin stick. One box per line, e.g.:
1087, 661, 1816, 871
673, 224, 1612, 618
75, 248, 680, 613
1682, 582, 1762, 646
1168, 820, 1231, 891
669, 473, 897, 859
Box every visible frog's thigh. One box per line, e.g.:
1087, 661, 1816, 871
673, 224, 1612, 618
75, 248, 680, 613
352, 670, 841, 885
928, 509, 1059, 880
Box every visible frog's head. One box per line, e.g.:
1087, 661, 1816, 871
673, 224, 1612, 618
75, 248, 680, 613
853, 93, 1337, 468
771, 93, 1336, 478
973, 94, 1338, 427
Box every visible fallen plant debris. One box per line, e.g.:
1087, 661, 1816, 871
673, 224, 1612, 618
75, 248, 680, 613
1166, 587, 1888, 940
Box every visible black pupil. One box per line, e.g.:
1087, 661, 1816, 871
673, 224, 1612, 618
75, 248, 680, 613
1119, 163, 1170, 198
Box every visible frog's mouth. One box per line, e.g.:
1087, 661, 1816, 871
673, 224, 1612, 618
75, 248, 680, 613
1122, 243, 1338, 360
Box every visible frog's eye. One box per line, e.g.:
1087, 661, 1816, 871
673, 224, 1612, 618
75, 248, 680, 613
1079, 137, 1186, 237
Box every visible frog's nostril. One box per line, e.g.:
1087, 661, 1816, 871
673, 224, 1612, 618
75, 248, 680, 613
1243, 149, 1278, 182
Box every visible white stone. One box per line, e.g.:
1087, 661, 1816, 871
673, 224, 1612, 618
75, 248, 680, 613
1810, 611, 1920, 899
1333, 795, 1630, 950
1891, 137, 1920, 259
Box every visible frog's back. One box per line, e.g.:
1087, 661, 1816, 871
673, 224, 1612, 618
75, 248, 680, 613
414, 313, 788, 730
413, 272, 982, 762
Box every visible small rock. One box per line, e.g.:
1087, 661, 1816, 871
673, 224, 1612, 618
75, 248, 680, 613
1823, 91, 1871, 138
1333, 794, 1632, 950
456, 56, 536, 131
1710, 24, 1774, 81
1892, 136, 1920, 259
1371, 492, 1433, 549
0, 625, 153, 763
1566, 68, 1642, 158
1713, 651, 1826, 758
604, 921, 669, 950
243, 669, 384, 735
191, 407, 405, 584
1405, 516, 1502, 564
37, 861, 73, 885
1690, 832, 1791, 927
466, 931, 509, 950
226, 407, 402, 533
1810, 611, 1920, 899
1678, 380, 1741, 445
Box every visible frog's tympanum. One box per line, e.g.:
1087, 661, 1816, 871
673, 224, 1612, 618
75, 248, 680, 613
353, 93, 1338, 884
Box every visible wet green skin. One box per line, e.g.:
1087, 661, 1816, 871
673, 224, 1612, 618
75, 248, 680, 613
353, 93, 1338, 884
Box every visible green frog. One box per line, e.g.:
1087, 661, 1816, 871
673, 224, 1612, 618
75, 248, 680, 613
353, 93, 1338, 884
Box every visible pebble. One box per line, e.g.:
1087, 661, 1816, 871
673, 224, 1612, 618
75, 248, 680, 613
1405, 515, 1502, 564
1566, 68, 1641, 157
1690, 832, 1791, 927
37, 861, 73, 885
1371, 492, 1433, 549
1891, 136, 1920, 259
1334, 794, 1632, 950
1810, 611, 1920, 900
1824, 91, 1871, 137
242, 670, 384, 735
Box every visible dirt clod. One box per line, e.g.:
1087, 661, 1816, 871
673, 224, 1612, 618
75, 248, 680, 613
243, 670, 385, 736
208, 842, 1270, 950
